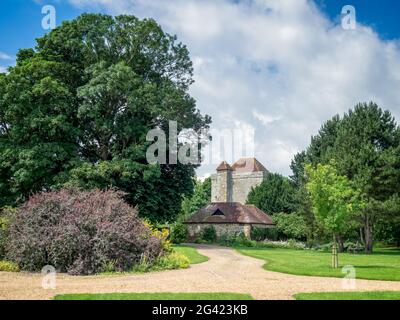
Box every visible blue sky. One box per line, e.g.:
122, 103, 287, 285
1, 0, 400, 177
0, 1, 82, 66
315, 0, 400, 40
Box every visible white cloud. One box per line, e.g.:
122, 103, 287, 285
253, 111, 281, 125
0, 51, 14, 74
33, 0, 61, 4
68, 0, 400, 176
0, 52, 12, 60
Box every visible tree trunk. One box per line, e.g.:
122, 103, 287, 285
337, 235, 345, 253
359, 227, 364, 245
364, 215, 373, 254
332, 234, 339, 268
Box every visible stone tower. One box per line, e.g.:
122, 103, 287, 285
211, 158, 268, 204
213, 161, 233, 202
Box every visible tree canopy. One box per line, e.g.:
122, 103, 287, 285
180, 177, 211, 220
246, 173, 297, 214
292, 102, 400, 252
272, 213, 308, 240
0, 14, 211, 222
305, 162, 364, 237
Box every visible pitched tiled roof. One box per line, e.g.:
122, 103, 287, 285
216, 161, 233, 171
185, 202, 274, 225
231, 158, 267, 173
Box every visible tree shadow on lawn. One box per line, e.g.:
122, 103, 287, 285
352, 265, 393, 269
369, 249, 400, 256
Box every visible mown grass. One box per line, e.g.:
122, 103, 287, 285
236, 247, 400, 281
172, 245, 209, 264
54, 292, 253, 300
294, 291, 400, 300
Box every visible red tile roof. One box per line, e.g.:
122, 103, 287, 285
185, 202, 274, 225
216, 161, 233, 171
231, 158, 267, 173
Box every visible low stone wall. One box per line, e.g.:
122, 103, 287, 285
186, 223, 251, 241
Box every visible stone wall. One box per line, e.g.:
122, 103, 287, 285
231, 171, 266, 204
211, 171, 267, 204
187, 223, 252, 241
211, 170, 233, 202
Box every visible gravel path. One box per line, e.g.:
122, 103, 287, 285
1, 244, 400, 300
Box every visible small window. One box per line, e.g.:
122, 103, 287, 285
212, 209, 225, 216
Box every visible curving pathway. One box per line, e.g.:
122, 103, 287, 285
1, 244, 400, 300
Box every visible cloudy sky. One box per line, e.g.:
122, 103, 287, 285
1, 0, 400, 177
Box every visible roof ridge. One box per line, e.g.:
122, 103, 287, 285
216, 161, 232, 171
231, 157, 267, 172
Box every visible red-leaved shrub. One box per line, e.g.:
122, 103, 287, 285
6, 189, 164, 275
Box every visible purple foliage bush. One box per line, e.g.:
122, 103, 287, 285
6, 189, 164, 275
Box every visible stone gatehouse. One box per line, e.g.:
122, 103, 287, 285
211, 157, 269, 204
185, 158, 274, 240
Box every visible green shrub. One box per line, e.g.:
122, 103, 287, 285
170, 223, 188, 244
316, 242, 333, 252
251, 227, 279, 241
218, 233, 257, 247
0, 217, 9, 259
201, 226, 217, 242
154, 252, 190, 270
234, 234, 257, 247
130, 255, 153, 273
0, 260, 19, 272
0, 207, 16, 259
342, 241, 364, 252
218, 233, 237, 246
272, 213, 308, 240
194, 238, 208, 244
101, 260, 117, 273
131, 252, 189, 273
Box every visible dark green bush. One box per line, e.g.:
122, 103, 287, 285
201, 226, 216, 242
218, 233, 237, 246
272, 213, 308, 240
234, 233, 257, 247
251, 227, 279, 241
170, 223, 188, 244
218, 233, 257, 247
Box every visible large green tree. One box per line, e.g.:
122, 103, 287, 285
373, 195, 400, 246
291, 102, 400, 252
0, 14, 211, 222
306, 162, 364, 267
290, 151, 321, 244
246, 173, 297, 214
180, 177, 211, 220
331, 103, 400, 252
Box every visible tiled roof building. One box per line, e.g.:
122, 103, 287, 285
185, 158, 274, 240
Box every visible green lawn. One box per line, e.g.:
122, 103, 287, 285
294, 291, 400, 300
54, 292, 253, 300
237, 247, 400, 281
173, 245, 209, 264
